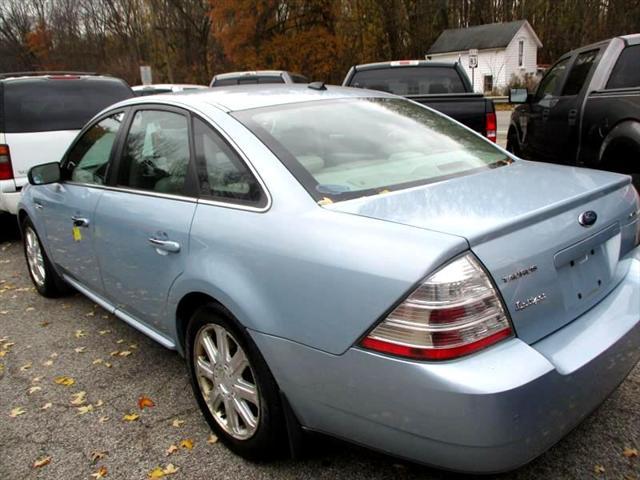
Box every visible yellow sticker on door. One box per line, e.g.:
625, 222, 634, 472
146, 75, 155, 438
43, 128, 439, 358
72, 226, 82, 242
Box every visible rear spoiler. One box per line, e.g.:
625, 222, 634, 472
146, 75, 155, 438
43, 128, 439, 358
0, 71, 100, 80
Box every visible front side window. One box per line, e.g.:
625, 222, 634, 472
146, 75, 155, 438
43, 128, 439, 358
350, 67, 466, 95
535, 57, 570, 100
193, 118, 264, 206
234, 98, 509, 203
606, 45, 640, 89
118, 110, 190, 195
562, 49, 598, 96
66, 112, 125, 185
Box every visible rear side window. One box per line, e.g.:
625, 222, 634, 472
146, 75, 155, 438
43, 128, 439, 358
349, 67, 466, 95
192, 117, 264, 206
66, 112, 125, 185
212, 78, 237, 87
2, 79, 132, 133
118, 110, 191, 196
562, 50, 598, 96
606, 45, 640, 89
257, 76, 284, 84
291, 74, 309, 83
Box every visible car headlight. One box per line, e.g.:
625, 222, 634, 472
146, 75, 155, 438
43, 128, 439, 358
360, 253, 513, 360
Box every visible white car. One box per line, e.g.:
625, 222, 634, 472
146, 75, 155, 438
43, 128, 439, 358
0, 72, 133, 214
132, 84, 209, 96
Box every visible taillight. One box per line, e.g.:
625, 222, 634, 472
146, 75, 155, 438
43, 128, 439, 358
360, 253, 512, 361
485, 112, 497, 142
0, 145, 13, 181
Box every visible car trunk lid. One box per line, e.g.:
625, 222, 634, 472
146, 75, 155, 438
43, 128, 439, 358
327, 160, 639, 344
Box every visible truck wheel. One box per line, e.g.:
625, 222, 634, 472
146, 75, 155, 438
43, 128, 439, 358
506, 129, 521, 157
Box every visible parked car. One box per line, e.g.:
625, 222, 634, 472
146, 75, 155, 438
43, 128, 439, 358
210, 70, 308, 87
132, 84, 209, 96
0, 72, 133, 215
342, 60, 497, 141
18, 85, 640, 473
507, 34, 640, 189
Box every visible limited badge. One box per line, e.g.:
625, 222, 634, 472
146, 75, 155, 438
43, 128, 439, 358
72, 226, 82, 242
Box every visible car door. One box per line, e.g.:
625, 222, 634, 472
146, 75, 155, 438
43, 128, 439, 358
34, 111, 126, 293
541, 48, 600, 164
93, 106, 197, 333
523, 56, 570, 161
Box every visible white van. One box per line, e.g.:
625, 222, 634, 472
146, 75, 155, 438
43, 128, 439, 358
0, 72, 133, 214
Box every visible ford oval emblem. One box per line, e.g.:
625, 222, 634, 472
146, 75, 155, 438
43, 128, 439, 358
578, 210, 597, 227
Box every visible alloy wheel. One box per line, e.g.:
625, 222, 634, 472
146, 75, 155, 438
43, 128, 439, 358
194, 324, 260, 440
25, 227, 46, 287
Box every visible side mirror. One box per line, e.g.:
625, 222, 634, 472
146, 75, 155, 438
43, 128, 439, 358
509, 88, 529, 104
28, 162, 61, 185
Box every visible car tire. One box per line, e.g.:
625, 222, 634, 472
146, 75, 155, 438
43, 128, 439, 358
506, 129, 521, 157
186, 303, 287, 461
21, 218, 71, 298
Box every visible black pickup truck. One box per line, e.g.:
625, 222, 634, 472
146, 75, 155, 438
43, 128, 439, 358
342, 60, 497, 141
507, 34, 640, 188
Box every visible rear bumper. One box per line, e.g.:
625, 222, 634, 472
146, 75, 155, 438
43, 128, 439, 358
0, 180, 19, 214
251, 247, 640, 473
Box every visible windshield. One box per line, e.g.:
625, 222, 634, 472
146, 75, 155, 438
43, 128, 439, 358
234, 98, 510, 202
3, 78, 133, 133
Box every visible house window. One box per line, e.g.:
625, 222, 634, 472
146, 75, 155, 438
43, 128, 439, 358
483, 75, 493, 93
518, 39, 524, 67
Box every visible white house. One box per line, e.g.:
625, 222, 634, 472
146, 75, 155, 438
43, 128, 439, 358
427, 20, 542, 94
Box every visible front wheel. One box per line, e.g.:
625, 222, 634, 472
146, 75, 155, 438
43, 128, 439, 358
22, 218, 70, 297
186, 303, 286, 460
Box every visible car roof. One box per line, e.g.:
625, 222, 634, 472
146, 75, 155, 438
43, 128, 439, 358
0, 72, 118, 82
111, 84, 392, 112
131, 84, 208, 90
352, 60, 459, 71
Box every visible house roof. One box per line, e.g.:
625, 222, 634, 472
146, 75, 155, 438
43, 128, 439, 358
427, 20, 541, 54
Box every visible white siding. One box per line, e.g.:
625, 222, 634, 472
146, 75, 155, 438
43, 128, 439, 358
427, 24, 539, 93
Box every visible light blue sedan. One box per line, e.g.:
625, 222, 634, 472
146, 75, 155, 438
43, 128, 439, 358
18, 85, 640, 473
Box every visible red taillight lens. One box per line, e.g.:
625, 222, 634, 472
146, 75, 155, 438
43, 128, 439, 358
486, 112, 497, 142
360, 253, 513, 361
0, 145, 13, 181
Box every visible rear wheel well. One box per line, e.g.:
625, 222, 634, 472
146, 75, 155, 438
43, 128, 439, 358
600, 136, 640, 176
17, 209, 28, 231
175, 292, 224, 354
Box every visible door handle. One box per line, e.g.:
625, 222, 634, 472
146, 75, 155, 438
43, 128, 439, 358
148, 237, 181, 254
71, 216, 90, 227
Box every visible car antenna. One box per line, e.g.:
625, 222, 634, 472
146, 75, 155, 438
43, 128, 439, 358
308, 81, 326, 91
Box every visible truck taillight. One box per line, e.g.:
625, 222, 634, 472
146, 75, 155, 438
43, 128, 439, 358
360, 253, 513, 361
0, 145, 13, 181
486, 112, 497, 142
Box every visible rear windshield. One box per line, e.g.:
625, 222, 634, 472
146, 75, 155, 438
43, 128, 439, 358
2, 78, 133, 133
349, 67, 467, 95
234, 98, 509, 202
212, 76, 285, 87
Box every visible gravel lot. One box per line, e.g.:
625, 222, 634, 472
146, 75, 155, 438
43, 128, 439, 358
0, 213, 638, 480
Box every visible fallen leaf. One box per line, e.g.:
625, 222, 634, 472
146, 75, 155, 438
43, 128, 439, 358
50, 353, 58, 358
623, 447, 638, 458
118, 350, 132, 357
32, 376, 42, 383
41, 403, 52, 410
122, 412, 140, 422
10, 407, 26, 417
25, 307, 35, 312
138, 396, 155, 410
32, 456, 51, 468
28, 386, 41, 395
0, 350, 7, 357
171, 419, 185, 428
148, 467, 165, 479
103, 362, 112, 368
116, 339, 125, 344
20, 362, 32, 371
42, 360, 53, 367
70, 391, 87, 406
75, 330, 87, 338
179, 439, 194, 450
98, 416, 109, 423
94, 399, 104, 408
54, 376, 75, 386
92, 359, 104, 365
165, 444, 179, 456
98, 330, 111, 336
594, 465, 606, 474
129, 344, 138, 349
90, 466, 107, 479
85, 311, 95, 317
109, 351, 119, 357
90, 450, 108, 463
74, 347, 86, 353
77, 405, 94, 415
163, 464, 179, 475
207, 434, 218, 445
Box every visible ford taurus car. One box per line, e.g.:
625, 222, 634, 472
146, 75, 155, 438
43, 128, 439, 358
17, 85, 640, 473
